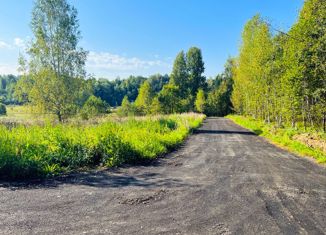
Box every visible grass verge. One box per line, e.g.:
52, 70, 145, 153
227, 115, 326, 164
0, 113, 205, 180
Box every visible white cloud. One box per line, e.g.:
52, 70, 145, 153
86, 51, 173, 78
14, 37, 25, 48
0, 41, 11, 49
87, 51, 169, 71
0, 64, 17, 75
0, 38, 25, 75
0, 40, 173, 77
0, 37, 26, 50
0, 37, 27, 50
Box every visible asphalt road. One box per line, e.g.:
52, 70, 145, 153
1, 117, 325, 235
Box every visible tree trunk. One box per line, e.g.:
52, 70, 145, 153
279, 114, 282, 128
303, 97, 307, 131
323, 112, 326, 133
57, 111, 63, 122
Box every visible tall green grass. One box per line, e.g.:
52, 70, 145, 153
0, 113, 205, 180
227, 115, 326, 164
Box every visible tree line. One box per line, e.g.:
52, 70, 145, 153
116, 48, 206, 116
93, 74, 169, 107
231, 0, 325, 131
2, 0, 323, 132
0, 74, 168, 107
117, 48, 234, 117
2, 0, 231, 120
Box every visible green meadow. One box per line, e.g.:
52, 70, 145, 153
0, 113, 205, 180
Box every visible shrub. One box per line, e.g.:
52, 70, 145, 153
195, 89, 206, 113
117, 96, 136, 117
80, 95, 108, 120
0, 103, 6, 116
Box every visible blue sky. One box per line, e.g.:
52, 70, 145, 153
0, 0, 304, 79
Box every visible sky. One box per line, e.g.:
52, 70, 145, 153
0, 0, 304, 80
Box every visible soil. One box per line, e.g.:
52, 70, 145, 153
293, 133, 326, 154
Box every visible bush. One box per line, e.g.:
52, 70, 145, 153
80, 95, 109, 120
0, 103, 6, 116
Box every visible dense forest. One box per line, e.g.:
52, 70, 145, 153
93, 74, 169, 107
0, 74, 168, 107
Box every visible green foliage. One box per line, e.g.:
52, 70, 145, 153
231, 3, 325, 131
148, 74, 170, 94
206, 82, 228, 116
169, 51, 189, 97
205, 58, 234, 116
15, 0, 88, 122
80, 95, 109, 120
150, 97, 162, 115
158, 84, 181, 114
179, 96, 194, 113
186, 47, 206, 94
93, 74, 169, 107
157, 47, 207, 114
0, 103, 6, 116
228, 115, 326, 163
11, 46, 207, 119
135, 81, 153, 115
232, 15, 273, 119
117, 96, 136, 116
0, 113, 205, 179
284, 0, 326, 130
0, 75, 20, 105
195, 89, 205, 113
94, 76, 146, 107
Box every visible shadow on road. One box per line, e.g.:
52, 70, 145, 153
194, 129, 256, 135
0, 159, 194, 191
